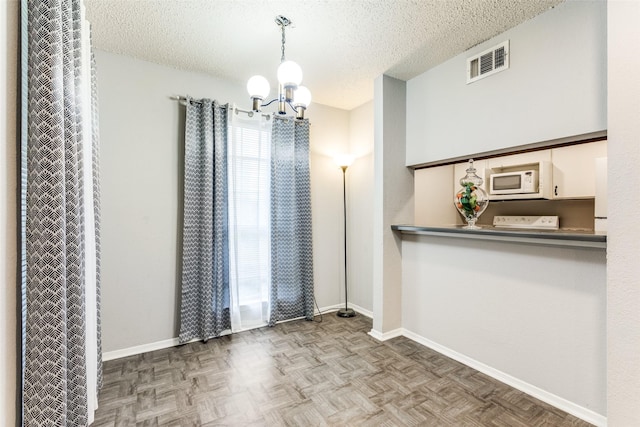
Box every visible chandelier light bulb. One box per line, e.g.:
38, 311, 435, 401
293, 86, 312, 108
277, 60, 303, 88
246, 75, 270, 99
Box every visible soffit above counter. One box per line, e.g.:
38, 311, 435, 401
409, 130, 607, 170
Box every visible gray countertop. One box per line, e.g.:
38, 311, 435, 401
391, 224, 606, 249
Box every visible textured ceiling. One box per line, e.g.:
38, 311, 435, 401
85, 0, 563, 111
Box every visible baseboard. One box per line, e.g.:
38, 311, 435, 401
102, 338, 180, 361
401, 328, 607, 427
317, 304, 341, 314
347, 303, 373, 318
317, 303, 373, 319
102, 333, 230, 361
103, 304, 347, 361
368, 327, 403, 341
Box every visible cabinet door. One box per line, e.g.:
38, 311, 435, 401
415, 165, 458, 225
551, 141, 607, 199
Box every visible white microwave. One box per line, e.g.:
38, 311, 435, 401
489, 170, 538, 195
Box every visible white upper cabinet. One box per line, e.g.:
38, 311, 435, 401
551, 141, 607, 199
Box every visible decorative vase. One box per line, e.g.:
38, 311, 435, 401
454, 159, 489, 229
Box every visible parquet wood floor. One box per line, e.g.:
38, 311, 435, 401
93, 313, 593, 426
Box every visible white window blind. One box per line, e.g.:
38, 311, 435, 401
228, 112, 272, 331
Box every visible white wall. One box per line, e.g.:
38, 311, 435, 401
0, 1, 18, 425
607, 0, 640, 425
347, 101, 374, 312
402, 236, 606, 421
406, 0, 607, 166
95, 50, 349, 353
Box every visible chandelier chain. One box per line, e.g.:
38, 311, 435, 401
281, 23, 286, 62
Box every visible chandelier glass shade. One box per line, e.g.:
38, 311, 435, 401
246, 75, 270, 100
293, 86, 312, 110
277, 60, 303, 89
247, 16, 311, 119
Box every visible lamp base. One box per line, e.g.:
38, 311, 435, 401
336, 308, 356, 318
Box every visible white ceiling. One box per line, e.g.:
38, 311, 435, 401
85, 0, 563, 111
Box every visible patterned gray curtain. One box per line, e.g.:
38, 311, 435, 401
269, 118, 314, 325
179, 99, 231, 343
23, 0, 101, 424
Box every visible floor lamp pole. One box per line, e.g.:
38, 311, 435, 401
337, 165, 355, 318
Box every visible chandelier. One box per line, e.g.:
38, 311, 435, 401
247, 15, 312, 119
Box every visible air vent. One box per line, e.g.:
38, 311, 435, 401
466, 40, 509, 84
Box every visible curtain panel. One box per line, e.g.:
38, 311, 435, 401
179, 99, 231, 343
269, 118, 314, 325
23, 0, 102, 424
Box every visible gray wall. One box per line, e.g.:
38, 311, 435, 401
372, 75, 414, 335
406, 0, 607, 165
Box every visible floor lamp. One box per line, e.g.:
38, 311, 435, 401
335, 155, 356, 318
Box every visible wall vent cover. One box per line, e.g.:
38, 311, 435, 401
466, 40, 509, 84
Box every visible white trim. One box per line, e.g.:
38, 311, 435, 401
316, 303, 341, 314
103, 338, 179, 361
102, 332, 232, 361
320, 303, 373, 319
368, 327, 403, 341
347, 303, 373, 319
402, 328, 607, 427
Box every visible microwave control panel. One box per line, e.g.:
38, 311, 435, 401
493, 215, 559, 230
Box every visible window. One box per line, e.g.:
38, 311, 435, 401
227, 113, 272, 331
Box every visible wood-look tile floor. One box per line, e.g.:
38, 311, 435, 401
93, 313, 592, 426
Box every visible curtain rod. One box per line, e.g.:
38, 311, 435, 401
172, 96, 307, 123
171, 95, 272, 120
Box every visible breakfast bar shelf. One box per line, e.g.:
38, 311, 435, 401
391, 224, 606, 249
